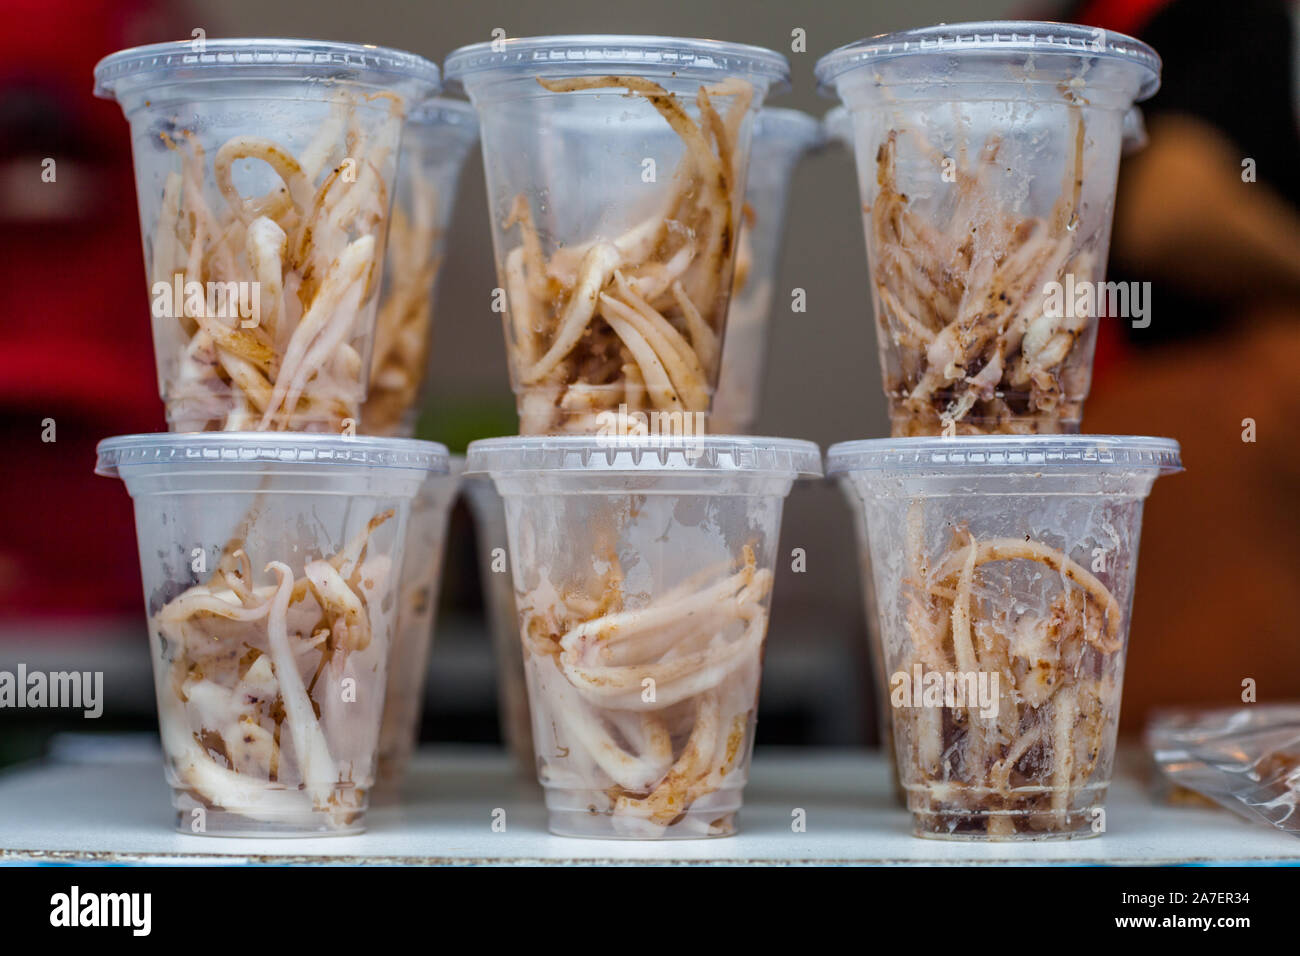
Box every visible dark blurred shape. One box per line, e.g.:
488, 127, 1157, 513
0, 0, 192, 617
1070, 0, 1300, 728
1076, 0, 1300, 360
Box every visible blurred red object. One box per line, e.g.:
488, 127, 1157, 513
0, 0, 190, 617
1074, 0, 1170, 36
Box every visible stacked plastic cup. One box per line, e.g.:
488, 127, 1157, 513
364, 100, 480, 436
827, 436, 1181, 839
467, 436, 821, 838
822, 103, 896, 783
94, 39, 443, 433
710, 108, 825, 434
464, 104, 822, 775
356, 98, 479, 789
816, 22, 1161, 436
375, 458, 465, 793
449, 36, 825, 839
834, 474, 903, 803
462, 476, 537, 773
821, 34, 1160, 806
446, 35, 790, 435
818, 23, 1184, 840
97, 434, 449, 835
92, 39, 468, 833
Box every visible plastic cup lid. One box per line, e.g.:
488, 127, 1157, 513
825, 435, 1182, 476
93, 38, 441, 100
466, 435, 822, 478
444, 35, 790, 91
756, 107, 826, 151
814, 21, 1161, 101
95, 433, 450, 478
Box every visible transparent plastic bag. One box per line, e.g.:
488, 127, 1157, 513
1146, 705, 1300, 833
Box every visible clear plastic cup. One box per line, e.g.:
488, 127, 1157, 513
375, 457, 464, 792
363, 100, 480, 436
466, 435, 821, 837
815, 23, 1161, 436
93, 40, 441, 433
1121, 106, 1148, 155
445, 36, 790, 435
462, 476, 536, 774
96, 433, 449, 836
709, 108, 824, 434
822, 105, 852, 150
827, 435, 1182, 840
835, 474, 904, 805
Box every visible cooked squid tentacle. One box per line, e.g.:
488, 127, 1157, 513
500, 73, 752, 433
151, 512, 394, 829
521, 545, 767, 835
896, 517, 1123, 837
153, 94, 401, 432
869, 99, 1103, 436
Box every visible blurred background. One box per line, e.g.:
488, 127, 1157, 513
1, 0, 1296, 769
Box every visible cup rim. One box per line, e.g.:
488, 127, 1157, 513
825, 434, 1182, 476
813, 21, 1161, 102
93, 38, 442, 101
465, 434, 822, 478
443, 34, 790, 91
95, 432, 450, 478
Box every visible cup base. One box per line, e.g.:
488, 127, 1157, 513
904, 780, 1109, 840
164, 396, 359, 434
544, 788, 740, 840
547, 808, 738, 840
887, 399, 1084, 438
171, 789, 367, 838
515, 387, 715, 438
907, 804, 1105, 841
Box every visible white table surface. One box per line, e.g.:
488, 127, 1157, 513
1, 744, 1296, 865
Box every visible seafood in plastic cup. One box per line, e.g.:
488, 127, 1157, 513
96, 433, 449, 835
815, 23, 1161, 436
462, 475, 536, 773
364, 101, 480, 435
93, 39, 441, 432
375, 457, 464, 792
827, 435, 1182, 839
445, 36, 790, 435
466, 435, 822, 837
709, 108, 824, 434
826, 104, 1150, 158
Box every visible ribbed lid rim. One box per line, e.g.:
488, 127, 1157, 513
466, 435, 822, 477
814, 21, 1161, 101
95, 432, 450, 477
444, 35, 790, 89
825, 434, 1182, 475
94, 38, 441, 99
